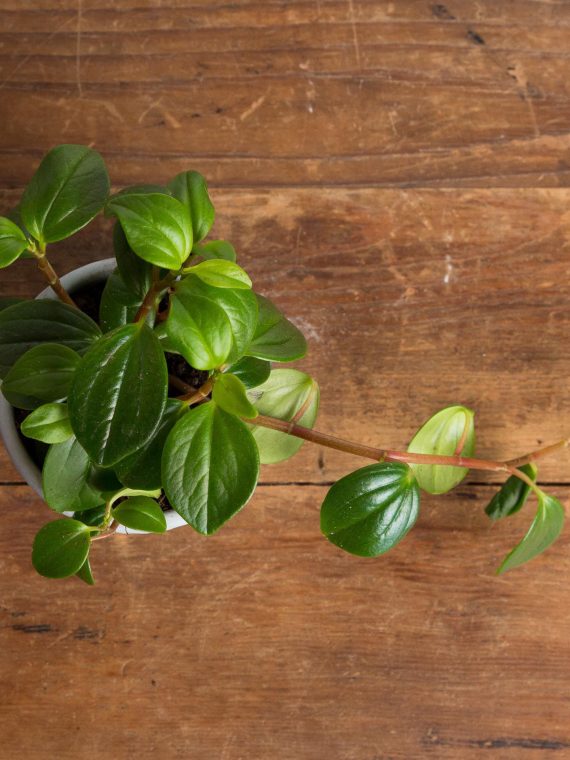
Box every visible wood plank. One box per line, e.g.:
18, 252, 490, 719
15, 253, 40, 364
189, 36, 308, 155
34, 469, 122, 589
1, 187, 569, 484
1, 484, 569, 759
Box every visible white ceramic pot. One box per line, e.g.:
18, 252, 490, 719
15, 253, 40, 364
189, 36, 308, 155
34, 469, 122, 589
0, 258, 187, 533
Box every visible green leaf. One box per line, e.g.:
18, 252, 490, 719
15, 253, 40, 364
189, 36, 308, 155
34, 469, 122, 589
497, 491, 565, 574
106, 193, 192, 270
0, 297, 24, 313
190, 260, 252, 290
21, 145, 110, 244
248, 369, 319, 463
0, 299, 101, 379
321, 463, 420, 557
32, 518, 91, 579
226, 356, 271, 389
42, 436, 106, 512
162, 402, 259, 535
246, 294, 307, 363
112, 496, 167, 533
115, 399, 184, 490
20, 402, 73, 444
168, 170, 214, 243
1, 343, 80, 410
113, 222, 152, 298
486, 463, 538, 520
73, 504, 106, 527
116, 184, 171, 198
194, 240, 236, 262
0, 216, 29, 267
76, 556, 95, 585
213, 373, 258, 419
99, 270, 145, 332
68, 323, 168, 467
407, 405, 475, 494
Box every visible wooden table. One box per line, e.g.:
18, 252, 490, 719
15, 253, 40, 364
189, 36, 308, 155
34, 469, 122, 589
1, 2, 570, 758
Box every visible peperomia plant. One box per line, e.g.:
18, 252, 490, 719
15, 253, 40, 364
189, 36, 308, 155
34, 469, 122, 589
0, 145, 567, 583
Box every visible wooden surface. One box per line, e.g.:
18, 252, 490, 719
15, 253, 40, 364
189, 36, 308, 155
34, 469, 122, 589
1, 2, 570, 758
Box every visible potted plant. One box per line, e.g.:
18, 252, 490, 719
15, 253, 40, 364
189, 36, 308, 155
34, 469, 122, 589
0, 144, 566, 583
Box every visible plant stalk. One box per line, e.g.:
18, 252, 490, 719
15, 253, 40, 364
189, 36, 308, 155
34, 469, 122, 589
135, 273, 177, 323
33, 251, 77, 307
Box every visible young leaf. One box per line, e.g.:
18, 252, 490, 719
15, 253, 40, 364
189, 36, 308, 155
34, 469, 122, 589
246, 294, 307, 363
248, 369, 319, 463
168, 170, 215, 243
162, 402, 259, 535
99, 270, 145, 332
407, 405, 475, 494
321, 463, 420, 557
485, 463, 538, 520
1, 344, 80, 410
21, 145, 110, 244
113, 223, 152, 298
190, 260, 252, 290
112, 496, 167, 533
193, 240, 236, 262
20, 402, 73, 444
226, 356, 271, 389
32, 518, 92, 579
0, 299, 101, 378
497, 491, 565, 574
106, 193, 192, 270
68, 323, 168, 467
76, 556, 95, 585
0, 216, 29, 267
42, 436, 106, 512
213, 373, 258, 419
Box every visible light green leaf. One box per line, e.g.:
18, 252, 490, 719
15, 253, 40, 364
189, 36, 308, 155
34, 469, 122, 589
112, 496, 167, 533
168, 170, 215, 243
246, 294, 307, 363
190, 260, 251, 290
162, 402, 259, 535
1, 343, 80, 410
32, 518, 91, 579
42, 435, 106, 512
408, 405, 475, 494
21, 145, 110, 244
226, 356, 271, 389
20, 402, 73, 444
321, 463, 420, 557
76, 556, 95, 585
486, 463, 538, 520
0, 216, 29, 268
213, 373, 258, 419
193, 240, 236, 262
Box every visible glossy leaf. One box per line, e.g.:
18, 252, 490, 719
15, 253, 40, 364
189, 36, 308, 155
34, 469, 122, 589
73, 504, 106, 527
32, 518, 91, 579
106, 193, 192, 270
1, 343, 80, 410
168, 170, 214, 243
226, 356, 271, 389
113, 222, 152, 298
190, 260, 252, 290
321, 463, 420, 557
248, 369, 319, 463
162, 402, 259, 535
246, 294, 307, 363
42, 436, 106, 512
194, 240, 236, 262
0, 216, 28, 267
112, 496, 167, 533
485, 463, 538, 520
68, 323, 168, 467
213, 373, 258, 419
0, 299, 101, 379
21, 145, 110, 244
20, 402, 73, 444
99, 270, 145, 332
498, 491, 565, 574
408, 405, 475, 494
76, 556, 95, 585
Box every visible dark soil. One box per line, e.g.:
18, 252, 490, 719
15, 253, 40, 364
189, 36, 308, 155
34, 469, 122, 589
72, 280, 106, 323
166, 352, 208, 391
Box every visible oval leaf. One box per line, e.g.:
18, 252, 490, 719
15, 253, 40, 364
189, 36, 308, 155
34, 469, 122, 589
1, 343, 80, 410
68, 323, 168, 467
485, 463, 538, 520
20, 402, 73, 444
76, 556, 95, 585
112, 496, 167, 533
321, 462, 420, 557
246, 294, 307, 363
99, 270, 145, 332
226, 356, 271, 389
213, 373, 258, 419
32, 518, 91, 579
168, 170, 214, 243
190, 260, 252, 290
0, 216, 28, 268
21, 145, 110, 244
42, 436, 105, 512
162, 402, 259, 535
408, 405, 475, 494
113, 222, 152, 298
194, 240, 236, 262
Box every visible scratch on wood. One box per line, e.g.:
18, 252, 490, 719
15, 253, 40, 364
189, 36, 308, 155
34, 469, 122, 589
240, 93, 267, 122
347, 0, 362, 70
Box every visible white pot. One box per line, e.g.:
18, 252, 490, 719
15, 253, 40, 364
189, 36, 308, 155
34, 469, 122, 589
0, 258, 187, 533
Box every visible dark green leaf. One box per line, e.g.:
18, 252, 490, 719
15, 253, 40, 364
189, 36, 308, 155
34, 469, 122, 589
42, 436, 106, 512
321, 462, 420, 557
190, 260, 251, 290
486, 463, 538, 520
168, 170, 214, 243
2, 343, 80, 410
193, 240, 236, 262
106, 193, 192, 270
226, 356, 271, 389
21, 145, 110, 244
73, 504, 106, 527
0, 216, 29, 267
162, 402, 259, 535
408, 405, 475, 494
0, 297, 24, 313
248, 369, 319, 463
0, 299, 101, 378
112, 496, 167, 533
68, 323, 168, 467
32, 518, 91, 579
20, 402, 73, 444
99, 270, 145, 332
246, 294, 307, 363
113, 223, 152, 298
498, 491, 565, 574
116, 184, 171, 198
213, 373, 258, 419
76, 556, 95, 585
